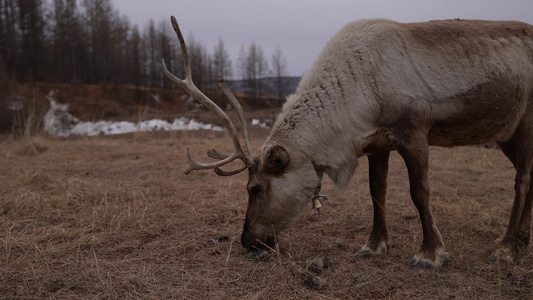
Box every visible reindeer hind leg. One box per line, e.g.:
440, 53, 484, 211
491, 131, 533, 262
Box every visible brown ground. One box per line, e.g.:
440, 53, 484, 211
1, 127, 533, 299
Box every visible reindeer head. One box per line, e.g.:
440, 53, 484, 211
162, 16, 320, 252
241, 143, 320, 251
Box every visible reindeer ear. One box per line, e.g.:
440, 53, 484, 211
263, 145, 290, 174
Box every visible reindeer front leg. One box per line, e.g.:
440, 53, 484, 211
356, 151, 391, 257
395, 130, 449, 269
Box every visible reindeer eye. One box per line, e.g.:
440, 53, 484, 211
249, 185, 262, 197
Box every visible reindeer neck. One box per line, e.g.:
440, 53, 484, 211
266, 87, 377, 188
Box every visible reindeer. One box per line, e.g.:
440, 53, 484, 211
162, 16, 533, 269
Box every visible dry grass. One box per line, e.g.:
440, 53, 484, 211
1, 131, 532, 299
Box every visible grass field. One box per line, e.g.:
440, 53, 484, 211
1, 130, 532, 299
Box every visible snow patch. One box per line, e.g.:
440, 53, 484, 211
67, 118, 224, 136
251, 119, 271, 129
43, 92, 224, 137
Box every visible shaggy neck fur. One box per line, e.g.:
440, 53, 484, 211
263, 21, 386, 189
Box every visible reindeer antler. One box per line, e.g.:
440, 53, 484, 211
162, 16, 253, 176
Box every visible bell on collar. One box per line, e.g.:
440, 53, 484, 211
313, 197, 323, 209
312, 194, 327, 209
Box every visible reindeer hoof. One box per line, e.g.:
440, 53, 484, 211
487, 246, 514, 264
405, 248, 449, 269
486, 255, 500, 264
355, 242, 389, 258
406, 258, 434, 270
487, 254, 513, 264
355, 248, 373, 258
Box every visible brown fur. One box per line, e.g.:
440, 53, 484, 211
238, 19, 533, 269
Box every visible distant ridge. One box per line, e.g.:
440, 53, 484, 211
208, 76, 302, 99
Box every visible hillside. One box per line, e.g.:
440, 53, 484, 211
0, 77, 301, 136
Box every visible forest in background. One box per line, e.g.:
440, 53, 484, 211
0, 0, 294, 95
0, 0, 298, 134
0, 0, 287, 88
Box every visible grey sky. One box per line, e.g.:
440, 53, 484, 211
111, 0, 533, 77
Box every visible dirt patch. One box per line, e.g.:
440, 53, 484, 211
1, 133, 532, 299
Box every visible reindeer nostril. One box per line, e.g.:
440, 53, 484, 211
264, 237, 275, 249
241, 233, 252, 250
241, 231, 275, 252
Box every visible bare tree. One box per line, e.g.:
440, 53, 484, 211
238, 42, 269, 100
144, 19, 158, 86
187, 33, 210, 90
52, 0, 87, 83
157, 19, 173, 88
212, 38, 232, 80
127, 25, 143, 86
271, 47, 289, 100
111, 15, 131, 85
236, 46, 246, 81
250, 42, 269, 97
17, 0, 47, 82
82, 0, 125, 84
0, 0, 18, 78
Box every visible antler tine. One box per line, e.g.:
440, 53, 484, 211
184, 147, 247, 175
218, 81, 253, 155
214, 165, 247, 176
162, 16, 254, 175
207, 149, 230, 160
206, 149, 248, 176
207, 148, 249, 176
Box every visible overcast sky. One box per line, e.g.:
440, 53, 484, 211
111, 0, 533, 77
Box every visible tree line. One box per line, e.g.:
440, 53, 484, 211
0, 0, 292, 99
